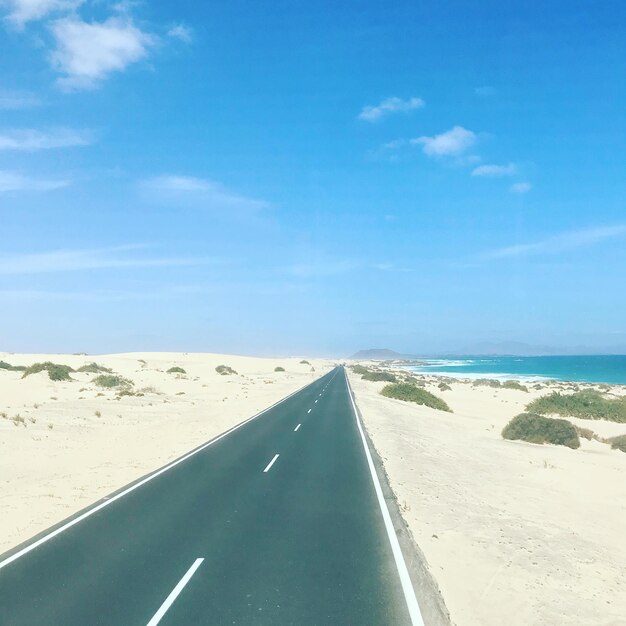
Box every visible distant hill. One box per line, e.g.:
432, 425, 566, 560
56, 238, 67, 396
350, 348, 407, 360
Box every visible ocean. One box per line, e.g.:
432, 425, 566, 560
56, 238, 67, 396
405, 355, 626, 385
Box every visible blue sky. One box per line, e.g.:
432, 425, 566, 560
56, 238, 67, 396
1, 0, 625, 355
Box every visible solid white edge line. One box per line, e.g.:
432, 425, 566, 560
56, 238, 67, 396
146, 558, 204, 626
0, 370, 336, 571
344, 370, 425, 626
294, 423, 301, 432
263, 454, 280, 473
307, 409, 311, 414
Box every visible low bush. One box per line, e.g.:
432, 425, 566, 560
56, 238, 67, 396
575, 426, 595, 441
502, 380, 529, 392
216, 365, 237, 375
299, 360, 311, 365
472, 378, 501, 388
0, 361, 26, 372
362, 370, 397, 383
380, 383, 452, 412
77, 363, 112, 374
22, 362, 74, 381
527, 390, 626, 423
438, 382, 452, 392
274, 366, 285, 372
93, 374, 133, 389
350, 365, 370, 376
502, 413, 580, 449
167, 366, 186, 374
608, 435, 626, 453
117, 389, 141, 398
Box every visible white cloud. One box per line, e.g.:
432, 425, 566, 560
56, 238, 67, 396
0, 91, 41, 109
472, 163, 517, 177
2, 0, 82, 28
412, 126, 477, 157
482, 225, 626, 260
510, 182, 532, 193
358, 96, 425, 122
167, 23, 192, 43
0, 127, 92, 150
49, 16, 156, 89
141, 175, 269, 210
0, 170, 69, 191
0, 244, 217, 274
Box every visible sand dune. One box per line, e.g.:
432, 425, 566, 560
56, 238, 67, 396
348, 368, 626, 626
0, 352, 333, 553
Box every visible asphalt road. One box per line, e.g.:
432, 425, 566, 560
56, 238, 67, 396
0, 367, 422, 625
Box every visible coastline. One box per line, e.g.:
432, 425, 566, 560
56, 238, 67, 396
399, 354, 626, 385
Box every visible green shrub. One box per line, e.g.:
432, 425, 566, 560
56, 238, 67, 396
215, 365, 237, 375
575, 426, 595, 441
608, 435, 626, 453
502, 380, 529, 392
438, 382, 452, 392
167, 366, 186, 374
362, 370, 397, 382
93, 374, 133, 388
274, 366, 285, 372
77, 362, 112, 374
117, 389, 140, 397
0, 361, 26, 372
380, 383, 452, 412
22, 362, 74, 381
527, 390, 626, 423
472, 378, 501, 388
299, 360, 311, 365
350, 365, 370, 376
502, 413, 580, 449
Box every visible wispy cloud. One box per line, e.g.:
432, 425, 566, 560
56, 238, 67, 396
167, 23, 192, 43
510, 182, 532, 193
472, 163, 517, 177
0, 127, 93, 150
358, 96, 424, 122
2, 0, 82, 28
0, 245, 219, 274
140, 175, 269, 210
49, 16, 156, 89
0, 170, 69, 191
412, 125, 477, 157
0, 90, 41, 109
481, 225, 626, 260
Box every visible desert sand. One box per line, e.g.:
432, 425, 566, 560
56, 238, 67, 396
348, 366, 626, 626
0, 352, 333, 554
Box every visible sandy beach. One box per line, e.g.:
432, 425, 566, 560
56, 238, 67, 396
348, 365, 626, 626
0, 352, 333, 554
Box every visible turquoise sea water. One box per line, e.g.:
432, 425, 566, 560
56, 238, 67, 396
406, 355, 626, 385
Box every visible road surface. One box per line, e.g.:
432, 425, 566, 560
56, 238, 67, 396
0, 367, 422, 625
